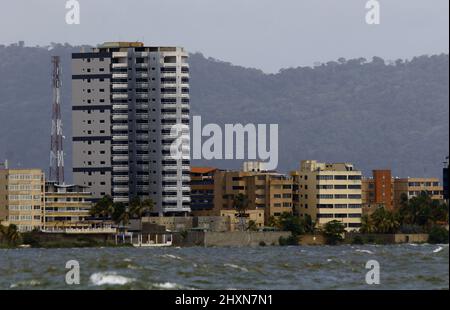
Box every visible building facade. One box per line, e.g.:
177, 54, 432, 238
362, 170, 393, 215
393, 177, 444, 208
43, 182, 93, 230
444, 159, 449, 201
72, 42, 191, 215
214, 163, 293, 223
0, 168, 45, 232
220, 209, 265, 231
291, 160, 363, 231
190, 167, 217, 215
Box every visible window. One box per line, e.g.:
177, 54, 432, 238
334, 194, 347, 199
348, 213, 361, 218
334, 185, 347, 189
317, 175, 333, 180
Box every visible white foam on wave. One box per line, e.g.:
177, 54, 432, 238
161, 254, 182, 260
10, 279, 41, 288
154, 282, 179, 289
224, 263, 249, 272
90, 272, 135, 286
355, 249, 374, 254
433, 246, 443, 253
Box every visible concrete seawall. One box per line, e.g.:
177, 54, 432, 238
176, 231, 291, 247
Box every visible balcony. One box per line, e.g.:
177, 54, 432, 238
162, 196, 178, 202
112, 83, 128, 89
113, 176, 129, 182
113, 197, 129, 203
112, 114, 128, 121
136, 93, 149, 99
161, 113, 177, 120
135, 52, 149, 57
112, 63, 128, 69
112, 52, 128, 58
136, 124, 149, 131
112, 104, 128, 110
136, 113, 149, 120
135, 146, 149, 153
112, 145, 128, 151
112, 155, 129, 162
136, 186, 150, 192
136, 104, 149, 110
135, 63, 148, 69
162, 175, 178, 181
136, 155, 150, 161
136, 82, 149, 88
112, 124, 128, 131
112, 73, 128, 79
112, 135, 128, 141
136, 134, 149, 140
113, 165, 129, 172
113, 186, 129, 193
112, 93, 128, 100
136, 72, 148, 79
162, 165, 178, 171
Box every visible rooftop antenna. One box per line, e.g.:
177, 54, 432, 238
49, 56, 65, 185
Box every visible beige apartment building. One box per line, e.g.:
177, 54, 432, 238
43, 182, 93, 231
393, 177, 444, 208
291, 160, 363, 232
0, 168, 45, 232
213, 162, 293, 224
220, 209, 265, 231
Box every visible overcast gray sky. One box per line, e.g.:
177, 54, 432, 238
0, 0, 448, 72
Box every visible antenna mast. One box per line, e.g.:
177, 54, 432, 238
49, 56, 65, 184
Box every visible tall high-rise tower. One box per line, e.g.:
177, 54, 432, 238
71, 42, 191, 215
49, 56, 65, 185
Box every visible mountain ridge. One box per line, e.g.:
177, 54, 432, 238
0, 43, 448, 180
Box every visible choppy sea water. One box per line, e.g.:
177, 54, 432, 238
0, 244, 448, 290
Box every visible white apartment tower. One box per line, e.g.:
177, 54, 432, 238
72, 42, 190, 215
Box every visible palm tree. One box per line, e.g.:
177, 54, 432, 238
5, 224, 20, 246
323, 220, 346, 245
111, 202, 129, 229
0, 223, 6, 243
360, 214, 375, 234
233, 193, 249, 231
267, 216, 279, 228
371, 208, 400, 233
90, 195, 114, 218
247, 220, 258, 231
129, 197, 154, 219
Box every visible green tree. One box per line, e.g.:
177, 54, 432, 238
398, 191, 448, 231
278, 212, 304, 236
267, 216, 279, 228
111, 202, 129, 227
428, 226, 449, 244
323, 220, 346, 245
90, 195, 114, 218
232, 193, 249, 231
129, 197, 154, 219
247, 220, 258, 231
371, 208, 400, 234
3, 224, 21, 246
360, 214, 375, 234
301, 214, 314, 233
